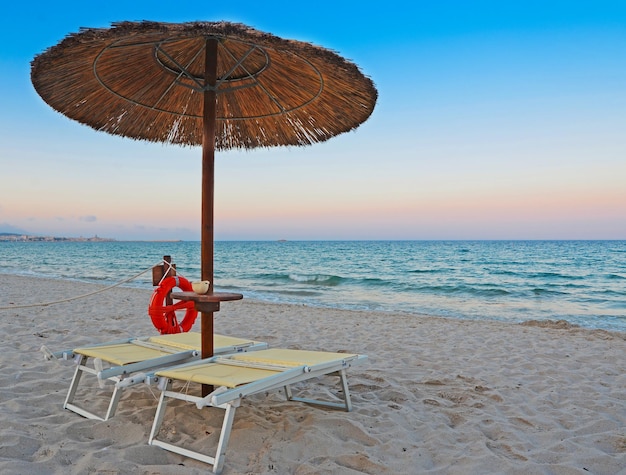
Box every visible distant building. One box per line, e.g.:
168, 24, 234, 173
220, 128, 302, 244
0, 233, 115, 242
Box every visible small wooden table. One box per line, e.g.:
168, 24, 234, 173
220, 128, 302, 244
170, 291, 243, 313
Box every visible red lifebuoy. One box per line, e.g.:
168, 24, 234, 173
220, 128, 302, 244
148, 276, 198, 334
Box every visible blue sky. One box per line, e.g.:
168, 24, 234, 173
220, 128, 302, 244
1, 1, 625, 240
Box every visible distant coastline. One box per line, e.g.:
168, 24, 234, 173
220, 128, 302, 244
0, 233, 115, 242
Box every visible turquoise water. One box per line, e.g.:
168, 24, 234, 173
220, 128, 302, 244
1, 240, 624, 331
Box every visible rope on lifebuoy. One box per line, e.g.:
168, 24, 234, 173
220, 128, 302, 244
148, 275, 198, 334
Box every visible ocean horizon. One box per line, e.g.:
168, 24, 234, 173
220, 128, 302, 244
1, 240, 624, 332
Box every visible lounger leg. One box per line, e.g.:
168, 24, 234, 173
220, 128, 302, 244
149, 383, 241, 475
339, 369, 353, 412
149, 384, 170, 444
213, 403, 237, 474
279, 370, 353, 411
284, 384, 293, 401
103, 384, 124, 421
62, 354, 120, 420
63, 355, 87, 410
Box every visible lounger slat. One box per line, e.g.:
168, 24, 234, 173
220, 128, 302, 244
158, 363, 282, 388
230, 348, 358, 366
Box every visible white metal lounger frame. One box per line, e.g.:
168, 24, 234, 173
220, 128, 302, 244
42, 337, 268, 421
146, 353, 367, 474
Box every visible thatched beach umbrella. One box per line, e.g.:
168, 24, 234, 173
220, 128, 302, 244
31, 21, 377, 366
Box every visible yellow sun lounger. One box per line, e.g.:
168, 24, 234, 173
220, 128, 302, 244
142, 348, 367, 474
41, 333, 268, 421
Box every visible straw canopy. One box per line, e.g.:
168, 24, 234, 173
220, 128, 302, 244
31, 21, 377, 150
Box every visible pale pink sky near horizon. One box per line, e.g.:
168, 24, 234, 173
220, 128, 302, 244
1, 1, 625, 240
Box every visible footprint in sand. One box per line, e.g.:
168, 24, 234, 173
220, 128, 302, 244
486, 441, 528, 461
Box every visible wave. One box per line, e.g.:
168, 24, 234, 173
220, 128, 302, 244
255, 273, 527, 298
527, 272, 585, 280
411, 284, 511, 297
267, 289, 323, 297
530, 287, 567, 296
255, 273, 346, 287
263, 273, 414, 290
490, 270, 587, 281
490, 269, 520, 277
586, 289, 626, 299
288, 273, 343, 285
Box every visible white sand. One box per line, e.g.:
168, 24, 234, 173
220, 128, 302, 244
0, 274, 624, 474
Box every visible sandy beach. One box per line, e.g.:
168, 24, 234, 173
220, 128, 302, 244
0, 273, 624, 474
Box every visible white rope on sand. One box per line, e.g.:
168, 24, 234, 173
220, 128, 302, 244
0, 260, 181, 310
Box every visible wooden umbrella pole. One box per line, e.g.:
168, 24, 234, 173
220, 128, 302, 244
201, 37, 218, 375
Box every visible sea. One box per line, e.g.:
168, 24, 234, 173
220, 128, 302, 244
1, 240, 625, 332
